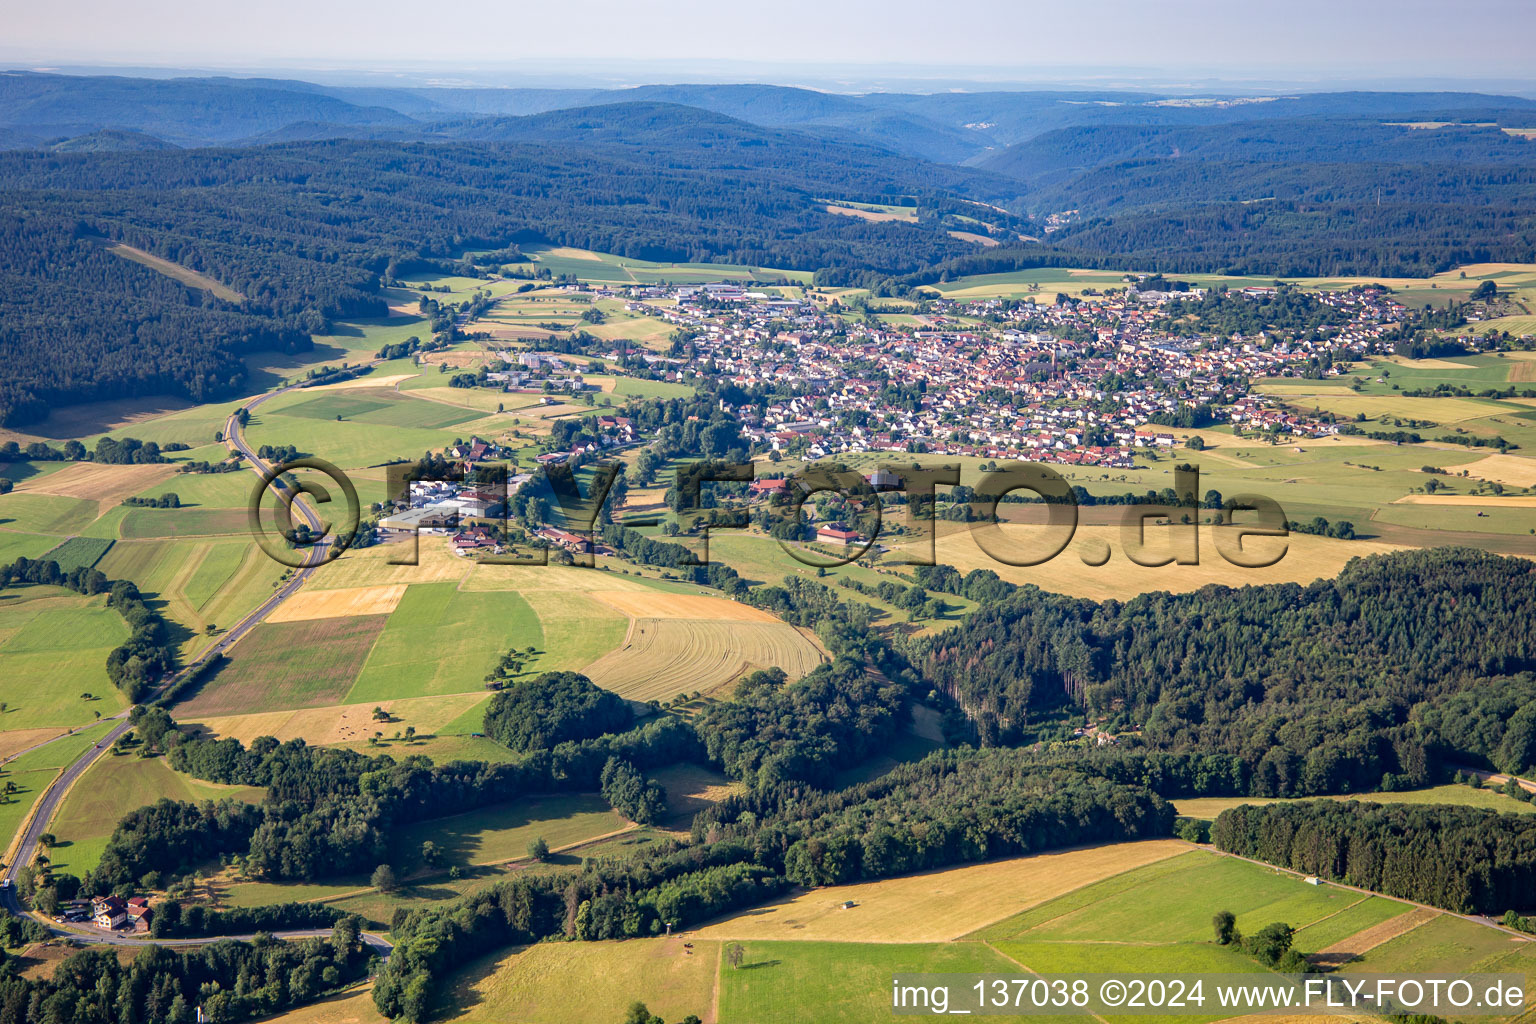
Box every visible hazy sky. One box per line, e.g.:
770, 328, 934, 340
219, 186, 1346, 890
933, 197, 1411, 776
5, 0, 1536, 88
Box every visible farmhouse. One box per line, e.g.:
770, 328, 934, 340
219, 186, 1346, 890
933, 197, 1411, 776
537, 526, 595, 554
749, 477, 792, 499
378, 507, 458, 532
816, 524, 863, 546
92, 895, 128, 929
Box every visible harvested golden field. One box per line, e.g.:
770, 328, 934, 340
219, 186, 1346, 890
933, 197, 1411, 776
107, 242, 244, 302
948, 229, 1000, 247
458, 562, 652, 594
1460, 453, 1536, 487
266, 583, 408, 622
308, 373, 416, 391
1381, 355, 1478, 369
906, 523, 1404, 602
308, 538, 470, 589
1393, 494, 1536, 507
438, 938, 719, 1024
691, 840, 1191, 943
16, 461, 178, 512
183, 691, 489, 745
590, 589, 781, 622
0, 727, 68, 762
582, 617, 825, 701
255, 988, 384, 1024
648, 762, 743, 829
823, 203, 911, 223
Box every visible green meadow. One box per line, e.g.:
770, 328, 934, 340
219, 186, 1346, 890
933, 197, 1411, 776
0, 587, 130, 730
344, 583, 544, 703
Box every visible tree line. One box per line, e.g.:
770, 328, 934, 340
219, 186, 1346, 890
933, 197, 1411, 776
1212, 800, 1536, 915
0, 921, 371, 1024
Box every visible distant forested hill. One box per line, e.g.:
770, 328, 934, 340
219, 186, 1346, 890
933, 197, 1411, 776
910, 548, 1536, 796
0, 105, 1023, 424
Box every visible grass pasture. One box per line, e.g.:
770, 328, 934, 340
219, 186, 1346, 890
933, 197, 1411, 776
47, 754, 264, 876
0, 492, 104, 538
343, 583, 543, 703
174, 615, 389, 716
389, 793, 626, 874
907, 522, 1404, 602
1292, 895, 1417, 954
718, 940, 1030, 1024
0, 586, 130, 730
976, 850, 1359, 946
0, 721, 116, 861
695, 840, 1190, 944
1339, 912, 1536, 977
182, 691, 490, 746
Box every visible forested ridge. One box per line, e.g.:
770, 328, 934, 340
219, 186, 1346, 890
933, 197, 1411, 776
0, 214, 314, 425
911, 548, 1536, 794
0, 113, 1015, 423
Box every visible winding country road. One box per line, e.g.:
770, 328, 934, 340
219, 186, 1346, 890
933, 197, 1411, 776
0, 377, 389, 950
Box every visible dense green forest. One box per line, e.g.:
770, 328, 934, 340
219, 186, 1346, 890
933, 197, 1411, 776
0, 110, 1012, 422
0, 922, 372, 1024
911, 549, 1536, 793
0, 214, 314, 424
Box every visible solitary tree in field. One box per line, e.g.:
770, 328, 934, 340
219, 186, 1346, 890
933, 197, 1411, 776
421, 841, 440, 867
726, 943, 745, 969
1213, 910, 1237, 945
371, 864, 399, 893
528, 837, 549, 862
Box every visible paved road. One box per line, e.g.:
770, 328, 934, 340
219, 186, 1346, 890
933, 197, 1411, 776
0, 377, 353, 949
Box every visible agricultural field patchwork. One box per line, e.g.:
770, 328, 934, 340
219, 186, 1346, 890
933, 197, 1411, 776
174, 614, 390, 716
696, 841, 1190, 944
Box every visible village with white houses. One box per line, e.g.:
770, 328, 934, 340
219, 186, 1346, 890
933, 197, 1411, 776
373, 272, 1529, 556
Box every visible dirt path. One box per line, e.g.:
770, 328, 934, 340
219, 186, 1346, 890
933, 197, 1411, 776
1310, 907, 1439, 968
